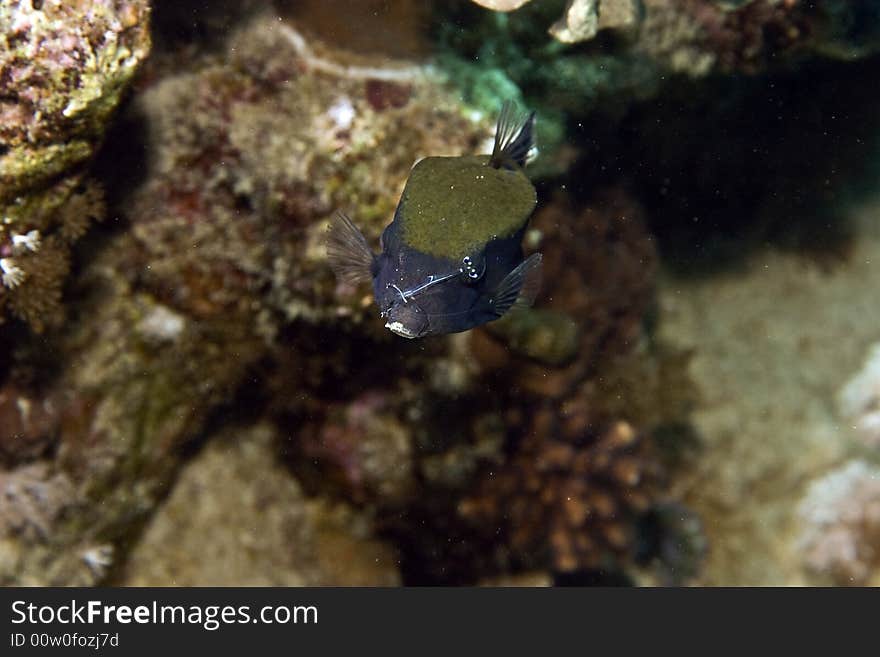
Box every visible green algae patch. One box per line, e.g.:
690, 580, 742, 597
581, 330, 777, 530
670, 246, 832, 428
399, 155, 536, 260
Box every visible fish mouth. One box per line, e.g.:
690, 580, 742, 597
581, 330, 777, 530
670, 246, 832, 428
384, 320, 418, 339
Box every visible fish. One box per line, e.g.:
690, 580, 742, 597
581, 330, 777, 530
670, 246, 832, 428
326, 101, 543, 339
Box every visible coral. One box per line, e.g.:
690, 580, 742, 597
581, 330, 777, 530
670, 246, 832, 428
796, 460, 880, 585
0, 263, 266, 584
465, 0, 880, 68
461, 420, 662, 572
0, 3, 709, 587
0, 0, 147, 329
838, 343, 880, 449
467, 0, 640, 43
440, 0, 880, 160
516, 190, 657, 371
0, 0, 150, 199
1, 180, 106, 330
634, 0, 814, 76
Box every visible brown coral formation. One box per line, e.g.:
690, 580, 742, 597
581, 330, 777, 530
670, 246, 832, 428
462, 420, 661, 572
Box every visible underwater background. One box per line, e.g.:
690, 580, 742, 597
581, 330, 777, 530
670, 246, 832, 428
2, 0, 880, 586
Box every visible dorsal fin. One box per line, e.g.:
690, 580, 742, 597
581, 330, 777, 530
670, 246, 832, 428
489, 100, 536, 170
489, 252, 543, 318
325, 212, 375, 284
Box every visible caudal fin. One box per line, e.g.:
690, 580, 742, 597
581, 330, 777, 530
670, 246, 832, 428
489, 100, 536, 170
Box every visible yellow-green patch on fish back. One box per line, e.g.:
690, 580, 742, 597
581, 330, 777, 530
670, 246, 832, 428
399, 156, 536, 260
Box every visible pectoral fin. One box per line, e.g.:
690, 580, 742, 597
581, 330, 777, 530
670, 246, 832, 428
489, 252, 543, 318
326, 212, 375, 284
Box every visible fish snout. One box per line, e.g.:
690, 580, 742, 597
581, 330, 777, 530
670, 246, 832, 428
383, 302, 428, 339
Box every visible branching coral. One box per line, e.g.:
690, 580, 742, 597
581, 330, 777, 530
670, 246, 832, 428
1, 182, 106, 330
461, 420, 662, 572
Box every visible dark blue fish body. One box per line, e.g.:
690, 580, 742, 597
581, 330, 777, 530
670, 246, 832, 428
327, 102, 542, 339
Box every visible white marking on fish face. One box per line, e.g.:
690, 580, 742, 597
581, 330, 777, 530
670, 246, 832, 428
385, 320, 417, 339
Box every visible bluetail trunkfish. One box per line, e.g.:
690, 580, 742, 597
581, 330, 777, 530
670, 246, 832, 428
327, 101, 543, 339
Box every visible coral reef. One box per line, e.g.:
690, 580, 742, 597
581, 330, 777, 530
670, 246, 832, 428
796, 460, 880, 586
0, 6, 539, 586
0, 0, 149, 329
17, 0, 879, 589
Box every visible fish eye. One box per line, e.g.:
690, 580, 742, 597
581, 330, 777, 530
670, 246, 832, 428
460, 255, 485, 283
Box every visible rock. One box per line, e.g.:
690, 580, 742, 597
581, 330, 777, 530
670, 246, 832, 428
119, 423, 400, 586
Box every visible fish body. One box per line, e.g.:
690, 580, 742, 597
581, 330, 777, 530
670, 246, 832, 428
327, 102, 542, 339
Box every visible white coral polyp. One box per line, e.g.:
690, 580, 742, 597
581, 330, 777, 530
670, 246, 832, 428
0, 258, 26, 288
12, 229, 41, 253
